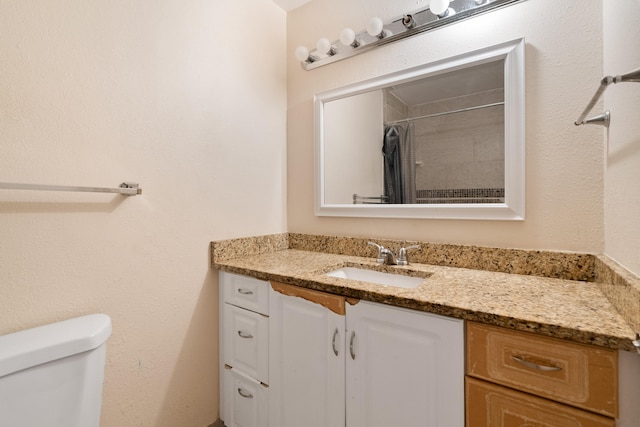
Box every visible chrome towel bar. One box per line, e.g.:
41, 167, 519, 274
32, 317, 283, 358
575, 67, 640, 127
0, 181, 142, 196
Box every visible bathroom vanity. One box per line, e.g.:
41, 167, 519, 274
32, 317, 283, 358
221, 272, 463, 427
213, 234, 640, 427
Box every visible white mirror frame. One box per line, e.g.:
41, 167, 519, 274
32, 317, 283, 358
314, 38, 525, 220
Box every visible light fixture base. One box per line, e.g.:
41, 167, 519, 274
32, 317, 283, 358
297, 0, 528, 71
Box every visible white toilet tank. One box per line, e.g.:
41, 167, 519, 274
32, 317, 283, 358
0, 314, 112, 427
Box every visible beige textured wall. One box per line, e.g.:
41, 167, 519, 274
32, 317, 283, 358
287, 0, 605, 252
324, 90, 384, 204
603, 0, 640, 277
0, 1, 286, 426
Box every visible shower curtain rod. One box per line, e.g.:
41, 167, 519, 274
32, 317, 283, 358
0, 181, 142, 196
385, 101, 504, 125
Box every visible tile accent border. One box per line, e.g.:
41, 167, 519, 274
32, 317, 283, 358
416, 188, 505, 204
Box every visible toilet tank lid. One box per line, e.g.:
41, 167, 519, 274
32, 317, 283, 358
0, 314, 112, 378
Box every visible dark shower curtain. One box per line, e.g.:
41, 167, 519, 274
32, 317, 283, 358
383, 124, 415, 204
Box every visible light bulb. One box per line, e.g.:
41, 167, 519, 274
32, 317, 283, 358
340, 28, 363, 48
366, 17, 384, 37
316, 37, 336, 55
340, 28, 356, 46
295, 46, 313, 62
430, 0, 451, 16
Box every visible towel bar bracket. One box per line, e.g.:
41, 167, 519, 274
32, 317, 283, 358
575, 67, 640, 127
119, 182, 141, 195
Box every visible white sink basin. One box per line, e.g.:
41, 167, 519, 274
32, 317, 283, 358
324, 267, 427, 289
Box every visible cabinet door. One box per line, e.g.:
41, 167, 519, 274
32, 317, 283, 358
346, 301, 464, 427
269, 283, 346, 427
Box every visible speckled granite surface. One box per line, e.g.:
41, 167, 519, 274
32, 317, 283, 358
595, 255, 640, 334
211, 234, 289, 263
288, 233, 595, 281
210, 233, 640, 352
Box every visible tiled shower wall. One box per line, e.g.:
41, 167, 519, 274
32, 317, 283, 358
384, 89, 505, 199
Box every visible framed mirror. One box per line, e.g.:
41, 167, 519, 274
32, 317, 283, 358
314, 38, 525, 220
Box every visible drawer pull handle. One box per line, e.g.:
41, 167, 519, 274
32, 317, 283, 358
237, 388, 253, 399
349, 331, 356, 360
511, 355, 562, 372
237, 330, 253, 339
332, 328, 340, 356
237, 288, 254, 295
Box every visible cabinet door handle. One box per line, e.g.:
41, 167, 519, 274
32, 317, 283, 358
349, 331, 356, 360
237, 288, 254, 295
332, 328, 340, 356
237, 388, 253, 399
511, 355, 562, 372
237, 330, 253, 339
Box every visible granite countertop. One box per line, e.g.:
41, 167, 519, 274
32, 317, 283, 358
213, 247, 637, 352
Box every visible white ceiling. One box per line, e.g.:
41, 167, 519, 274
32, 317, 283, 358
271, 0, 312, 12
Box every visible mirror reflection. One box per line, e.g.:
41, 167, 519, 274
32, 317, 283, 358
316, 38, 525, 220
324, 61, 505, 205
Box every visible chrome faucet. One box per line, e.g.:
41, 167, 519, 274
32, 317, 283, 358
379, 247, 398, 265
397, 245, 420, 266
368, 241, 420, 266
367, 241, 387, 264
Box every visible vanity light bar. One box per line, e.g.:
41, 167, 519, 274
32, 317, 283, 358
296, 0, 527, 71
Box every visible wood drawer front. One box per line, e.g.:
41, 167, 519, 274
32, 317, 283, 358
222, 271, 269, 315
466, 322, 617, 418
224, 304, 269, 384
466, 377, 615, 427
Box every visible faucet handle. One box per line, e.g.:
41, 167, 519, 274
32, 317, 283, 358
367, 241, 386, 264
397, 245, 420, 266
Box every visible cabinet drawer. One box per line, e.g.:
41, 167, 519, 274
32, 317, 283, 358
224, 368, 268, 427
224, 304, 269, 384
466, 377, 615, 427
222, 271, 269, 315
467, 322, 618, 417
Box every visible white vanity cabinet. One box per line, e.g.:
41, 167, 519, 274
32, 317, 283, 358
220, 272, 270, 427
346, 300, 464, 427
269, 282, 346, 427
268, 281, 464, 427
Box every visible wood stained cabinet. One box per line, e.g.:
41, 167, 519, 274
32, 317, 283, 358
466, 321, 618, 427
466, 377, 615, 427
